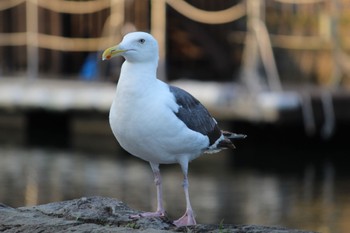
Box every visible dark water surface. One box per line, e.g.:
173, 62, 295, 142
0, 144, 349, 233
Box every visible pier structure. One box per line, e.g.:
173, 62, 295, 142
0, 0, 350, 140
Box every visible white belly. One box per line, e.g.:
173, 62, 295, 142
109, 85, 208, 164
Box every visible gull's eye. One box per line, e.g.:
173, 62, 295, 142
138, 38, 145, 44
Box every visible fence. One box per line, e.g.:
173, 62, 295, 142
0, 0, 349, 87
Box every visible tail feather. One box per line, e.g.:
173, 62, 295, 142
222, 130, 247, 140
219, 130, 247, 149
205, 130, 246, 154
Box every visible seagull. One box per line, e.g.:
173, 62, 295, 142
102, 31, 246, 227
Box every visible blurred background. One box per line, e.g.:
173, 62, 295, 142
0, 0, 350, 232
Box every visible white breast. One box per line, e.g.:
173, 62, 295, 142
109, 79, 209, 164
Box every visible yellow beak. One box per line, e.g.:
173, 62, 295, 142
102, 45, 126, 61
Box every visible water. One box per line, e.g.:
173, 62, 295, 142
0, 145, 349, 233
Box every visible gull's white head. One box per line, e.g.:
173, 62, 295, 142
102, 32, 158, 63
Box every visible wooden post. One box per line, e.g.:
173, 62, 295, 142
26, 0, 39, 79
151, 0, 166, 81
329, 0, 341, 88
241, 0, 263, 92
110, 0, 124, 34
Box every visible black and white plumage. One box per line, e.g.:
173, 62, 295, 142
102, 31, 246, 227
169, 85, 221, 147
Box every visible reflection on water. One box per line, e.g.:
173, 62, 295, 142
0, 146, 349, 233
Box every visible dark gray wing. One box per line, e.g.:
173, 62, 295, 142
169, 85, 222, 146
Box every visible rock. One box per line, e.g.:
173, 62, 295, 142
0, 196, 316, 233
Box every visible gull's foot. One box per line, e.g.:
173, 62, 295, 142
173, 209, 196, 227
130, 210, 166, 219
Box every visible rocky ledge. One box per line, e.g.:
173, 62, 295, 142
0, 196, 316, 233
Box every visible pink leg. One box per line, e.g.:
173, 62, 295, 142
173, 161, 196, 227
130, 163, 166, 218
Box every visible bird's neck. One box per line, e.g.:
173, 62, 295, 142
116, 60, 158, 96
123, 60, 158, 77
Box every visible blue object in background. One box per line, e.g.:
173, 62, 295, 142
80, 53, 98, 81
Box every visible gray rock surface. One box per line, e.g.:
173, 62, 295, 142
0, 196, 316, 233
